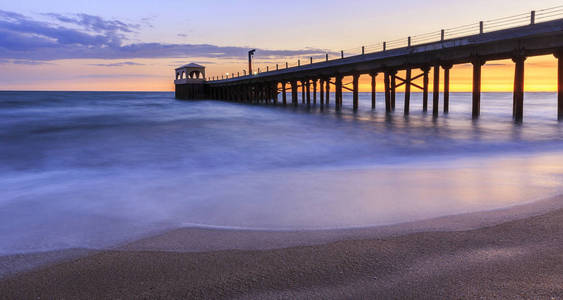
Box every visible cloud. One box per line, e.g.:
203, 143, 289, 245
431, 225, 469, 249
89, 61, 145, 67
12, 59, 52, 65
0, 10, 330, 62
168, 60, 216, 67
0, 10, 129, 50
177, 33, 188, 38
42, 13, 139, 33
78, 74, 167, 79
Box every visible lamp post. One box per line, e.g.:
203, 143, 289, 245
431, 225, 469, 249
248, 49, 256, 75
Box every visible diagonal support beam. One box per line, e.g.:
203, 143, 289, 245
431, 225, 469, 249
329, 81, 354, 92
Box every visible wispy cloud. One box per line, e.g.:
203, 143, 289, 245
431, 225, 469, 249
0, 10, 330, 62
42, 12, 139, 33
0, 58, 52, 65
89, 61, 145, 67
78, 74, 167, 79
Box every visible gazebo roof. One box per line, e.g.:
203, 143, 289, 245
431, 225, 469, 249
176, 63, 205, 70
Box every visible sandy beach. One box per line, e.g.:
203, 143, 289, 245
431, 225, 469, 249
1, 195, 563, 299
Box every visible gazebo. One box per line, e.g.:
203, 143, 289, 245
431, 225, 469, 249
175, 63, 206, 82
174, 63, 207, 100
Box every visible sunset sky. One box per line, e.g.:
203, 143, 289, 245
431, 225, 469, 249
1, 0, 561, 92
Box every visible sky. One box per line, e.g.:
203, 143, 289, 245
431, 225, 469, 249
0, 0, 561, 91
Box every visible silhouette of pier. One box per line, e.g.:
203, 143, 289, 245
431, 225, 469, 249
175, 7, 563, 122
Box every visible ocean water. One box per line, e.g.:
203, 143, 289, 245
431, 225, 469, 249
1, 91, 563, 254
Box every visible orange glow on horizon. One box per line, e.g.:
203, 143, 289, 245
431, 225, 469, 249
0, 55, 558, 92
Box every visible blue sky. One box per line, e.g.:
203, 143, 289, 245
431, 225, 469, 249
0, 0, 561, 90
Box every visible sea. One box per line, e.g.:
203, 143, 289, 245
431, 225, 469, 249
1, 91, 563, 254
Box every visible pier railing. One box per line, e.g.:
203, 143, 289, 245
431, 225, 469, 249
209, 5, 563, 81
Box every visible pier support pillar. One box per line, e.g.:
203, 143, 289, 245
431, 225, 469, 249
256, 85, 261, 103
320, 79, 325, 106
512, 56, 526, 122
267, 84, 272, 104
282, 82, 287, 105
300, 80, 305, 104
353, 73, 360, 111
422, 66, 430, 112
253, 85, 258, 103
404, 68, 411, 115
370, 73, 377, 110
335, 75, 343, 110
384, 71, 391, 113
326, 78, 331, 106
443, 64, 452, 113
313, 80, 317, 104
472, 58, 485, 119
291, 80, 298, 106
306, 80, 311, 105
272, 83, 278, 104
391, 71, 397, 111
556, 51, 563, 121
433, 64, 440, 117
240, 85, 245, 103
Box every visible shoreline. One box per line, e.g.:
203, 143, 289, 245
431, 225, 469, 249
1, 195, 563, 298
118, 193, 563, 253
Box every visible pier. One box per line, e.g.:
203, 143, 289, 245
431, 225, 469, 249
175, 8, 563, 122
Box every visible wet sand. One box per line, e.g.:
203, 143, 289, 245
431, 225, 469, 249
2, 196, 563, 299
